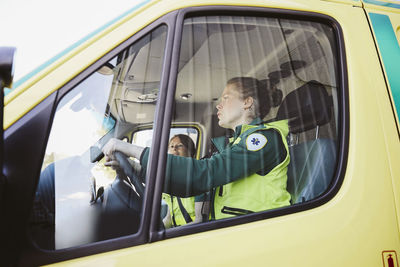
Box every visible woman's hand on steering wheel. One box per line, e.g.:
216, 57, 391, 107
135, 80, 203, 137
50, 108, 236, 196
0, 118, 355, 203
114, 151, 145, 197
103, 138, 145, 197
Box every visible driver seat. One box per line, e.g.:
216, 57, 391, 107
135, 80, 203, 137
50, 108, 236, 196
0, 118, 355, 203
93, 176, 141, 241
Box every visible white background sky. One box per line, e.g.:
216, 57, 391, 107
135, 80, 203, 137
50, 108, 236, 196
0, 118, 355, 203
0, 0, 145, 85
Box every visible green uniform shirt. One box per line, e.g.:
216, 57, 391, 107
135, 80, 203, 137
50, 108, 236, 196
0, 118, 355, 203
140, 118, 287, 198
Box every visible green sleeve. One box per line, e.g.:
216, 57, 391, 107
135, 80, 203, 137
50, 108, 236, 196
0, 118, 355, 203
140, 129, 286, 197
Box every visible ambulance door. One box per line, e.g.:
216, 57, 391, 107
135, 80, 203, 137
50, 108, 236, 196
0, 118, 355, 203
135, 4, 400, 266
3, 12, 177, 266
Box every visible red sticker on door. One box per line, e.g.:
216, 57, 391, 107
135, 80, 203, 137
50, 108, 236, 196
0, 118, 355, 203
382, 251, 398, 267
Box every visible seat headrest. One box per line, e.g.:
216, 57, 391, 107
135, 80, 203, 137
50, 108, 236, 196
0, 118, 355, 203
276, 80, 332, 134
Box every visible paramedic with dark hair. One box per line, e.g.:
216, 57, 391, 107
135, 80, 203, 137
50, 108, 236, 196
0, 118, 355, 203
163, 134, 209, 227
103, 77, 291, 219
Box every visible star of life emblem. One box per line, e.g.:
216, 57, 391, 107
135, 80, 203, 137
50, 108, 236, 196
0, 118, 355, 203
246, 133, 268, 151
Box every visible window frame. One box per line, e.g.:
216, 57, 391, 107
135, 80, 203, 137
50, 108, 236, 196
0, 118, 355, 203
149, 5, 349, 241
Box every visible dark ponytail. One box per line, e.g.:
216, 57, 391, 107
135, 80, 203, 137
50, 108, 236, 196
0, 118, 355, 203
270, 87, 283, 108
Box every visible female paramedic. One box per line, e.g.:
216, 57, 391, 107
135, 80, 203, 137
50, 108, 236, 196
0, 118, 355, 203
163, 134, 209, 227
103, 77, 291, 220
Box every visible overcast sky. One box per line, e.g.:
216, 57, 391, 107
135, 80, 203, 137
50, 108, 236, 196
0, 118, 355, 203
0, 0, 145, 86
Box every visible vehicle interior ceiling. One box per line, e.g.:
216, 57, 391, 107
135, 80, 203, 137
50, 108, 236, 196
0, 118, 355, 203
105, 17, 338, 158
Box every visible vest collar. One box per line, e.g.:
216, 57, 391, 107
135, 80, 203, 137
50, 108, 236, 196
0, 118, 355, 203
212, 118, 263, 151
233, 117, 262, 139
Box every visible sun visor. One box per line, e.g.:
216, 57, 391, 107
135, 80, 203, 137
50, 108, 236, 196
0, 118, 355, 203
112, 85, 158, 124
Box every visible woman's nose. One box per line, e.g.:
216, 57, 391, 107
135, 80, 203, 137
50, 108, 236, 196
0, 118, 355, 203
216, 102, 222, 110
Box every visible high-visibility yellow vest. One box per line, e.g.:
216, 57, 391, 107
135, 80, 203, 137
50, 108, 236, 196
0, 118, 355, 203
162, 193, 195, 227
214, 120, 291, 219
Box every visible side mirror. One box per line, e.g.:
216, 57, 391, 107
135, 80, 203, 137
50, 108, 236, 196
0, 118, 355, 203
0, 47, 16, 89
0, 46, 16, 198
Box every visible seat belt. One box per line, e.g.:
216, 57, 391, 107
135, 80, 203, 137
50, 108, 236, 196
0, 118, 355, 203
176, 197, 193, 224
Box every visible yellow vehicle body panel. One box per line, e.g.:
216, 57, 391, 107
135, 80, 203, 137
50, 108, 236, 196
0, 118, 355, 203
363, 0, 400, 13
3, 0, 399, 266
323, 0, 362, 6
363, 0, 400, 251
29, 0, 398, 266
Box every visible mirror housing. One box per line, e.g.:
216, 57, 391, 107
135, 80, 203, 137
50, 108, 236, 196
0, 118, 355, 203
0, 46, 16, 198
0, 47, 16, 89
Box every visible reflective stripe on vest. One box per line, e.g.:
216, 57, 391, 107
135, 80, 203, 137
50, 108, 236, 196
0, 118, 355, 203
213, 120, 291, 219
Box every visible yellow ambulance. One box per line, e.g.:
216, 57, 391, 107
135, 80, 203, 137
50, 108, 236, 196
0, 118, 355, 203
0, 0, 399, 266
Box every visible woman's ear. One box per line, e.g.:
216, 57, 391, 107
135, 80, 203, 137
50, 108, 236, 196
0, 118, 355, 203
244, 96, 254, 110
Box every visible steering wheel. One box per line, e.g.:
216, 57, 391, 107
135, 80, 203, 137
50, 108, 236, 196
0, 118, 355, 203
114, 151, 145, 197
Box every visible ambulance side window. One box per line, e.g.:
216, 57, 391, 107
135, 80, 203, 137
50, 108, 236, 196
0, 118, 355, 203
160, 15, 340, 228
29, 25, 167, 250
